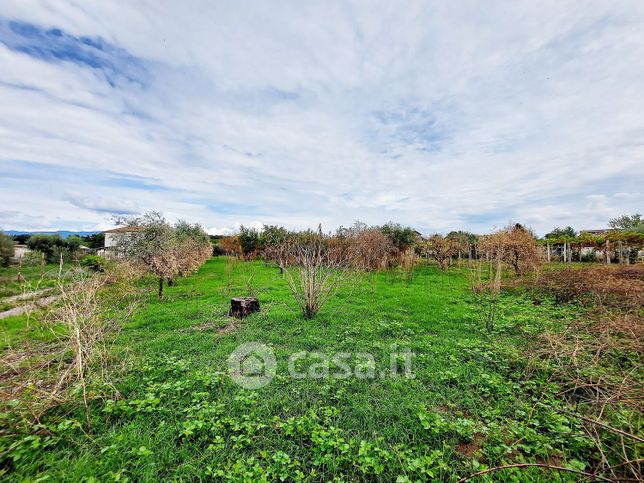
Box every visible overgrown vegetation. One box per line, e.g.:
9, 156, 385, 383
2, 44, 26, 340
0, 213, 642, 481
114, 212, 212, 298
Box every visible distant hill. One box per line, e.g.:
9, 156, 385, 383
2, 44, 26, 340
3, 230, 100, 239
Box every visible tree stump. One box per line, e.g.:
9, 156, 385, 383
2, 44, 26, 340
229, 297, 260, 318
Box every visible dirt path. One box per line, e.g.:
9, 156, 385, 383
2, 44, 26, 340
0, 295, 60, 320
1, 288, 55, 304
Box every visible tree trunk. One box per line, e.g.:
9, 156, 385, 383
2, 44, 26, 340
229, 297, 260, 318
159, 276, 164, 299
546, 243, 551, 263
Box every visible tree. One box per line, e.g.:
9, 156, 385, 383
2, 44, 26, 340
479, 224, 541, 275
219, 236, 242, 257
609, 214, 643, 231
261, 225, 292, 272
81, 232, 105, 249
11, 234, 30, 244
174, 220, 212, 278
239, 225, 260, 259
0, 232, 15, 267
347, 227, 394, 270
421, 235, 457, 270
446, 231, 477, 260
114, 212, 211, 299
335, 222, 394, 270
545, 226, 577, 239
380, 222, 418, 254
27, 234, 65, 262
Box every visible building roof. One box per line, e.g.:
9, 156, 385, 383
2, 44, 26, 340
103, 226, 145, 234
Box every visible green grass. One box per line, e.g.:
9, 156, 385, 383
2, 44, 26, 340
0, 263, 77, 349
0, 258, 606, 481
0, 263, 72, 299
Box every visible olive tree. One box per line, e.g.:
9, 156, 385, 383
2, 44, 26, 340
115, 212, 211, 299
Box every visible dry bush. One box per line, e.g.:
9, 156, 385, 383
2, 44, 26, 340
399, 249, 417, 285
531, 265, 643, 313
422, 234, 457, 271
527, 315, 643, 480
282, 232, 354, 319
1, 264, 140, 427
522, 264, 643, 479
531, 315, 643, 409
220, 236, 242, 257
479, 224, 541, 275
262, 236, 292, 273
467, 252, 503, 332
346, 228, 394, 270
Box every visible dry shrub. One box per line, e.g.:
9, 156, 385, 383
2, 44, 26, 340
532, 265, 643, 313
346, 228, 394, 270
523, 264, 643, 479
1, 263, 140, 427
421, 234, 458, 271
528, 314, 643, 480
467, 253, 504, 332
263, 237, 292, 273
531, 315, 643, 409
282, 232, 354, 319
479, 224, 541, 275
220, 235, 242, 257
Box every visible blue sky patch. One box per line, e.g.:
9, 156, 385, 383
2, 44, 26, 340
0, 18, 150, 87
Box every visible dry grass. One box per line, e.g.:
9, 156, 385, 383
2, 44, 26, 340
520, 264, 644, 480
0, 262, 141, 428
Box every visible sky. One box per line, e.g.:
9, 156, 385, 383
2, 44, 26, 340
0, 1, 643, 236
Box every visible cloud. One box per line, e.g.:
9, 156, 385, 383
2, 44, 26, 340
64, 192, 140, 215
0, 2, 643, 236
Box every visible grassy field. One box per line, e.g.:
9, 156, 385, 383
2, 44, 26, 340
0, 262, 79, 350
0, 262, 72, 299
0, 258, 630, 481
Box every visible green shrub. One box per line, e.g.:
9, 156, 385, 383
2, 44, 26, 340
80, 255, 107, 272
580, 250, 597, 262
0, 232, 15, 266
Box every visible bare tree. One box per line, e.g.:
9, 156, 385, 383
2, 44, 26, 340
282, 230, 354, 319
479, 224, 541, 275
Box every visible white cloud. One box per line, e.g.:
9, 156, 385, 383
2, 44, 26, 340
64, 191, 140, 215
0, 2, 643, 236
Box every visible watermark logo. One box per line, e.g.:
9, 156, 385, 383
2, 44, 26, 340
227, 342, 277, 389
227, 342, 414, 389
